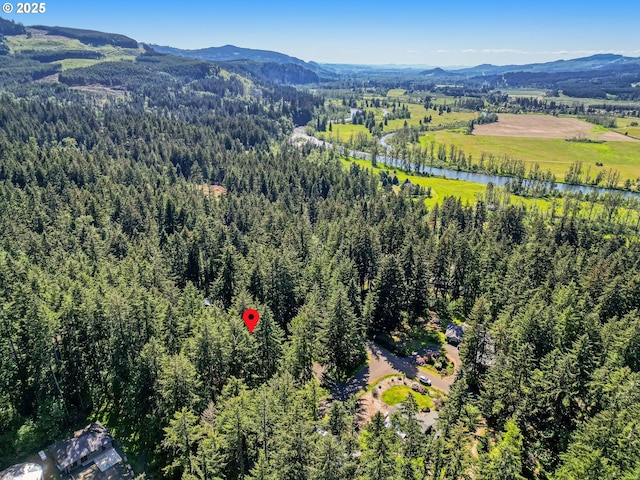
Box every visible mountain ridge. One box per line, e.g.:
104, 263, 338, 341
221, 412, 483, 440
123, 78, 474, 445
150, 43, 310, 68
421, 53, 640, 77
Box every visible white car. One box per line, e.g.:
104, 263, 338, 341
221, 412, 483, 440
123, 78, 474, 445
419, 375, 432, 386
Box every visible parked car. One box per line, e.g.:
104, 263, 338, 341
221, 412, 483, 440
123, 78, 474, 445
411, 382, 420, 391
419, 375, 432, 386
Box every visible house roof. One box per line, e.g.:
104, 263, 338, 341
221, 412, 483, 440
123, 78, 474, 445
51, 423, 113, 471
446, 324, 465, 342
0, 464, 43, 480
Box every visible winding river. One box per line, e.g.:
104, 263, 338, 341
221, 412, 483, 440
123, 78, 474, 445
358, 130, 640, 200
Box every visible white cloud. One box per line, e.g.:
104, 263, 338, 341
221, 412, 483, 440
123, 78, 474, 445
456, 48, 640, 57
481, 48, 529, 54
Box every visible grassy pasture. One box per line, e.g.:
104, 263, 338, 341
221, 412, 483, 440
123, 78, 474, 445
418, 128, 640, 183
317, 123, 372, 142
386, 88, 407, 98
614, 117, 640, 139
342, 157, 545, 210
318, 100, 475, 140
341, 157, 640, 226
380, 104, 475, 130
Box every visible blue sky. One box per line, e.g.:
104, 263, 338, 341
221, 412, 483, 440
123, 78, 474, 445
3, 0, 640, 66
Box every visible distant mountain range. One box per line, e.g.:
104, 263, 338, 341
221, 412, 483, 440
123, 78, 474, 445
3, 14, 639, 94
149, 44, 339, 84
419, 54, 640, 100
421, 54, 640, 77
152, 44, 640, 80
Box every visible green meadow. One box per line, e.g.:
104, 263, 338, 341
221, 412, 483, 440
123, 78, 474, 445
341, 156, 640, 226
614, 117, 640, 140
341, 157, 543, 210
317, 123, 372, 142
418, 129, 640, 183
317, 103, 476, 141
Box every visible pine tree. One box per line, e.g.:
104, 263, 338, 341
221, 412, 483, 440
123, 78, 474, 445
163, 407, 205, 479
478, 421, 525, 480
369, 255, 404, 333
251, 308, 284, 384
321, 285, 365, 380
311, 435, 347, 480
286, 305, 317, 384
360, 411, 397, 480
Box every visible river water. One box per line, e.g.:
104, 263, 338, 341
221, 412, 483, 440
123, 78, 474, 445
291, 127, 640, 200
376, 133, 640, 200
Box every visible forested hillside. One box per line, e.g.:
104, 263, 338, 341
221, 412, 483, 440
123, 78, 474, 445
0, 28, 639, 480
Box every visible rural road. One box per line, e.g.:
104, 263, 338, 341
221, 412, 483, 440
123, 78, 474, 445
325, 341, 460, 401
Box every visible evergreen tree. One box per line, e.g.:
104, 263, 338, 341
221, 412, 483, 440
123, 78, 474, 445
369, 255, 404, 333
360, 411, 397, 480
478, 421, 525, 480
163, 407, 205, 480
320, 285, 365, 380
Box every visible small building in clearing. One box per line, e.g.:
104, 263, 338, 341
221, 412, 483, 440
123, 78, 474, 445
50, 422, 116, 474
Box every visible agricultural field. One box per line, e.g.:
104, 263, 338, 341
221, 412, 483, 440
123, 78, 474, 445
614, 117, 640, 139
317, 123, 372, 142
317, 99, 475, 141
472, 114, 636, 141
418, 114, 640, 183
544, 92, 640, 108
499, 88, 548, 98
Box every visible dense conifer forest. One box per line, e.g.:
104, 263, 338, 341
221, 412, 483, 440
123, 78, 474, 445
0, 31, 639, 480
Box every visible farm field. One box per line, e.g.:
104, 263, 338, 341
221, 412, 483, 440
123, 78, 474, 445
614, 117, 640, 139
472, 114, 637, 142
545, 93, 640, 108
419, 116, 640, 183
498, 88, 548, 98
317, 102, 475, 141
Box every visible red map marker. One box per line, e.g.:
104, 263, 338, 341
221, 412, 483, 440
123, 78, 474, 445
242, 309, 260, 334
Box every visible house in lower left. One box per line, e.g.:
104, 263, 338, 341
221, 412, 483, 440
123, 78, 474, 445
50, 422, 120, 474
0, 463, 43, 480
